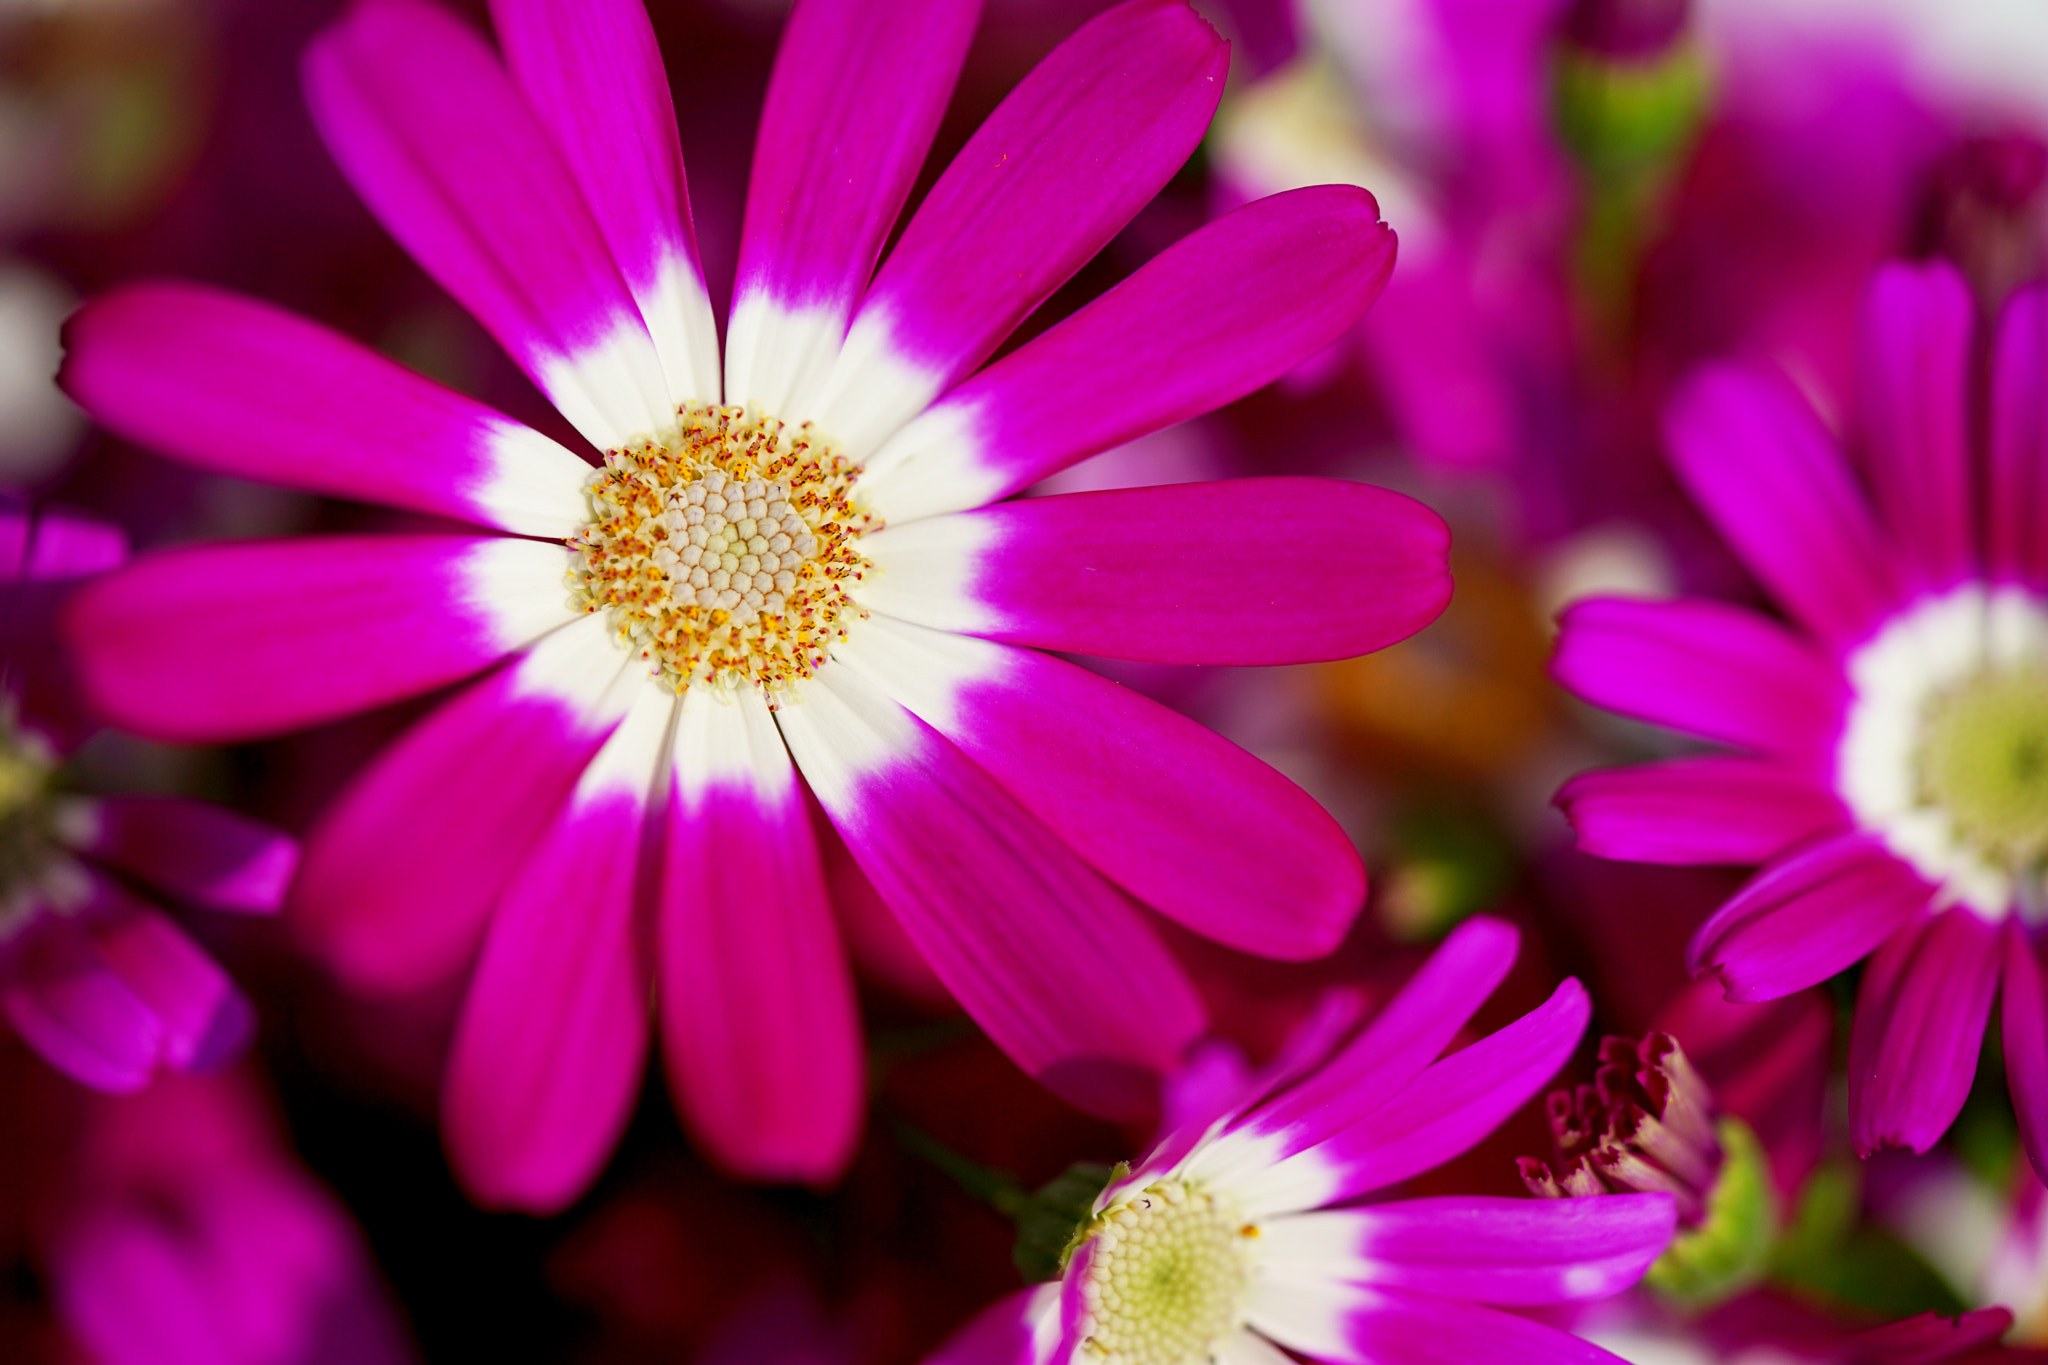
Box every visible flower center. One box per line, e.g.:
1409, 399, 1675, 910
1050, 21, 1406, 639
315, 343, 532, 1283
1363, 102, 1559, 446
1917, 664, 2048, 869
1075, 1181, 1254, 1365
568, 402, 876, 698
0, 709, 66, 934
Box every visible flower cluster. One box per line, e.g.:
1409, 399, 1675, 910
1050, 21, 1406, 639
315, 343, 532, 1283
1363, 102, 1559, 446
10, 0, 2048, 1358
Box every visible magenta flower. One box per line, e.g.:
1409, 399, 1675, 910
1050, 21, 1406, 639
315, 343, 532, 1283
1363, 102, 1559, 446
919, 918, 1677, 1365
1552, 257, 2048, 1171
0, 502, 293, 1093
58, 0, 1451, 1210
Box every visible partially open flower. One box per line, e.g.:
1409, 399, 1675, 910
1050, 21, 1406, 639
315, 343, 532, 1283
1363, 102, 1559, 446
1522, 1032, 1776, 1309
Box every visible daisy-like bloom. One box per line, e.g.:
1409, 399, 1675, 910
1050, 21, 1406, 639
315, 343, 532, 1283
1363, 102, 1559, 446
1552, 257, 2048, 1175
921, 917, 1677, 1365
58, 0, 1451, 1210
0, 502, 294, 1092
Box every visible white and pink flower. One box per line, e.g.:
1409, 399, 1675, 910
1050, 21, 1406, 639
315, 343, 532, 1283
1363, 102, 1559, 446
57, 0, 1452, 1210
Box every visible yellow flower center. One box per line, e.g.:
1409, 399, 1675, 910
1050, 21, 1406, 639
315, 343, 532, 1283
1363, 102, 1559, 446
568, 402, 876, 699
1076, 1181, 1256, 1365
0, 709, 64, 933
1917, 664, 2048, 871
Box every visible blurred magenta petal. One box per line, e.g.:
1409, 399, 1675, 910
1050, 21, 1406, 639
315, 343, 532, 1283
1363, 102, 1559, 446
1691, 831, 1935, 1002
2004, 927, 2048, 1185
1553, 596, 1845, 759
862, 477, 1450, 665
304, 0, 672, 449
659, 692, 863, 1184
488, 0, 718, 407
86, 897, 252, 1074
64, 535, 576, 743
724, 0, 978, 415
832, 615, 1364, 960
0, 912, 161, 1093
1664, 364, 1904, 649
1853, 260, 1976, 589
291, 615, 635, 992
58, 283, 593, 538
1849, 909, 2000, 1155
51, 1071, 416, 1365
1558, 757, 1847, 865
815, 0, 1228, 456
83, 796, 296, 915
1990, 282, 2048, 589
777, 662, 1205, 1120
18, 505, 126, 580
442, 685, 668, 1213
861, 185, 1397, 522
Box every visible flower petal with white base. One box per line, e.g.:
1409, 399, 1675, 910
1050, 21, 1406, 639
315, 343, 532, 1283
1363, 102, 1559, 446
61, 0, 1449, 1209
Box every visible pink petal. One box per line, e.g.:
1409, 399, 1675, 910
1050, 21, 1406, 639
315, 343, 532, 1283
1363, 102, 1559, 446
1849, 908, 2000, 1155
658, 691, 863, 1184
1263, 1192, 1675, 1305
1990, 282, 2048, 590
292, 614, 638, 992
442, 682, 671, 1213
64, 534, 575, 742
2003, 926, 2048, 1185
20, 504, 127, 579
860, 185, 1397, 523
1556, 756, 1847, 866
1689, 831, 1934, 1002
1853, 260, 1976, 589
833, 616, 1363, 960
776, 662, 1205, 1120
1551, 596, 1844, 762
60, 283, 593, 538
0, 911, 162, 1093
1242, 917, 1521, 1159
80, 796, 296, 915
725, 0, 979, 416
861, 477, 1449, 664
813, 0, 1228, 456
919, 1286, 1057, 1365
1663, 363, 1903, 650
488, 0, 718, 407
50, 1204, 237, 1365
304, 0, 671, 449
1291, 978, 1590, 1203
85, 895, 252, 1073
1250, 1281, 1636, 1365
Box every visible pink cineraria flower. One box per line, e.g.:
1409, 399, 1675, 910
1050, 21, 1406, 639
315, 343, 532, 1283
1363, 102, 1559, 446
0, 502, 293, 1093
1552, 257, 2048, 1174
920, 918, 1677, 1365
57, 0, 1451, 1210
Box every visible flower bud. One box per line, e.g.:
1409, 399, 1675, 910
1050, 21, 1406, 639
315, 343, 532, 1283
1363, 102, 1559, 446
1521, 1032, 1776, 1310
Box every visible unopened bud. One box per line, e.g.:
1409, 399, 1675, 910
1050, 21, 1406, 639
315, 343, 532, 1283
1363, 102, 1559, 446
1552, 0, 1706, 182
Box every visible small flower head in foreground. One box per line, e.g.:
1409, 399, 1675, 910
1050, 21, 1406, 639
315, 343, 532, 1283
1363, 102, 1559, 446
0, 502, 294, 1092
57, 0, 1452, 1210
1552, 256, 2048, 1179
922, 917, 1677, 1365
1522, 1032, 1776, 1310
